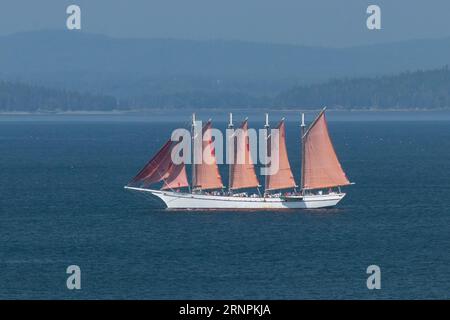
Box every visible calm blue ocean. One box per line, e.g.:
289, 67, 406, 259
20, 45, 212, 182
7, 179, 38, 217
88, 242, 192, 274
0, 111, 449, 299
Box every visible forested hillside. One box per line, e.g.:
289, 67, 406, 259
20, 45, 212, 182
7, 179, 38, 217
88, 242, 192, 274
276, 67, 450, 109
0, 81, 118, 112
2, 67, 450, 111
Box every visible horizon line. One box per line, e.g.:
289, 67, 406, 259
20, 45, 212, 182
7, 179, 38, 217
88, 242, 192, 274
2, 28, 450, 50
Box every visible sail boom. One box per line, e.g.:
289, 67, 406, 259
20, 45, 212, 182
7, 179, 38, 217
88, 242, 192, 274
265, 186, 298, 192
230, 185, 262, 191
302, 182, 352, 190
194, 185, 224, 191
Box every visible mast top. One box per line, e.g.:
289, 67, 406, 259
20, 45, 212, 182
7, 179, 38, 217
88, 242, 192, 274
264, 113, 269, 128
302, 107, 327, 139
301, 113, 305, 127
228, 113, 233, 127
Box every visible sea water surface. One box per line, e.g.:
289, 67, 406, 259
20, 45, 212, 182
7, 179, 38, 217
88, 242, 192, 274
0, 111, 449, 299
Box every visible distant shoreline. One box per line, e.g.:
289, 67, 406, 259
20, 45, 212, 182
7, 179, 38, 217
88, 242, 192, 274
1, 108, 450, 115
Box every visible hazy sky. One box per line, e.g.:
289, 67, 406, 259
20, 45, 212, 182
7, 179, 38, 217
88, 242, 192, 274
1, 0, 450, 47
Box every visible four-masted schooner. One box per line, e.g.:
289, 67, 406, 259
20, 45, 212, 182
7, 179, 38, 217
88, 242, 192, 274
125, 108, 352, 209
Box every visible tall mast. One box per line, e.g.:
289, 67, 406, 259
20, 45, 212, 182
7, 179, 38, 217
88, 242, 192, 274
300, 112, 306, 193
191, 113, 196, 192
228, 112, 234, 193
264, 113, 270, 195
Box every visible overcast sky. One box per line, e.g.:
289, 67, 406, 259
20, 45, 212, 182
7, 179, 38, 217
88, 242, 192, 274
1, 0, 450, 47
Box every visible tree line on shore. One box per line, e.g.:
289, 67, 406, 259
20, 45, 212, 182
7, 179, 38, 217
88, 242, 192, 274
0, 81, 118, 112
275, 66, 450, 109
2, 66, 450, 111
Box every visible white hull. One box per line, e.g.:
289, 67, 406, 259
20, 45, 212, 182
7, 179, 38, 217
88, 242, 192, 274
124, 186, 345, 210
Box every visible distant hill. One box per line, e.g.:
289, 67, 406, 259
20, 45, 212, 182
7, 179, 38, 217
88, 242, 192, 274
276, 67, 450, 109
0, 81, 117, 112
3, 30, 450, 104
3, 31, 450, 110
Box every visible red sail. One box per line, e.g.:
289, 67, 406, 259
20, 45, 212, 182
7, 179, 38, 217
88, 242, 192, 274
303, 112, 350, 190
229, 120, 260, 190
265, 120, 297, 191
193, 121, 223, 190
130, 139, 189, 190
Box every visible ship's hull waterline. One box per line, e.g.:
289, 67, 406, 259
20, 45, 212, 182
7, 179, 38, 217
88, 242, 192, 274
124, 186, 345, 210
